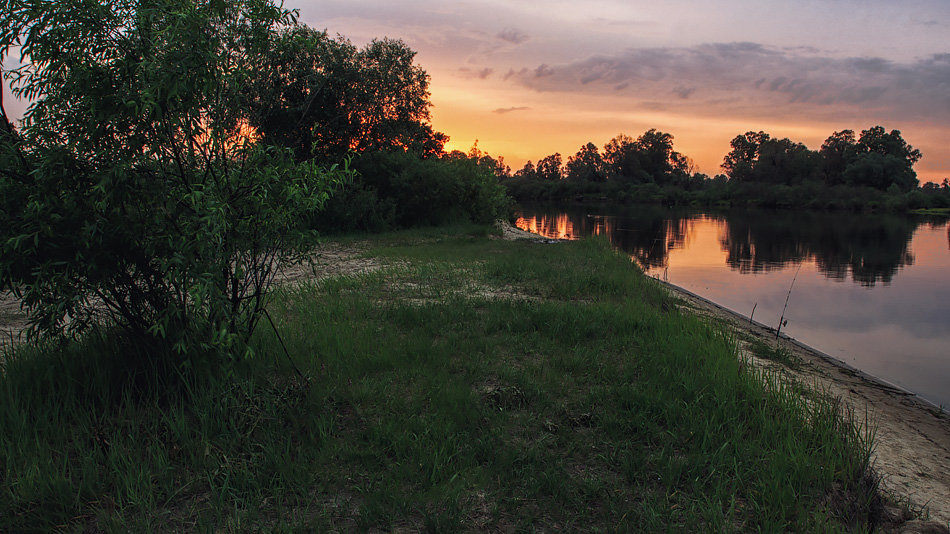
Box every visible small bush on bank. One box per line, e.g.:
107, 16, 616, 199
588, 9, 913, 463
313, 150, 512, 233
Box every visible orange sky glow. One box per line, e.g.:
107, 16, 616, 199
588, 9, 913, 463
289, 0, 950, 184
428, 62, 949, 182
3, 2, 947, 183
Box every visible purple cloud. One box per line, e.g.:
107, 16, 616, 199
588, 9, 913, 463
493, 106, 531, 114
497, 28, 529, 45
504, 43, 950, 122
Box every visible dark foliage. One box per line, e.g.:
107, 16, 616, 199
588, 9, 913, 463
312, 150, 512, 233
0, 1, 350, 358
245, 26, 446, 162
501, 126, 943, 212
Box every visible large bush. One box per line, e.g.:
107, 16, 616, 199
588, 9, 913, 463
313, 150, 511, 233
0, 1, 350, 359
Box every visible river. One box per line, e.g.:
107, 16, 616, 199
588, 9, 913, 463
515, 204, 950, 409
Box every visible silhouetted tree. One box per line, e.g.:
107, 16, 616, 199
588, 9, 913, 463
819, 130, 858, 185
603, 134, 643, 182
467, 141, 511, 178
721, 131, 771, 181
565, 142, 607, 182
751, 138, 821, 186
515, 160, 538, 180
818, 126, 921, 191
845, 127, 920, 191
635, 129, 678, 179
246, 27, 446, 161
536, 153, 563, 181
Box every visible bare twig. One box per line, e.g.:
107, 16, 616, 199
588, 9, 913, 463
263, 307, 306, 381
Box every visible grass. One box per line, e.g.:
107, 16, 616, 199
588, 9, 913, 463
748, 339, 802, 369
910, 207, 950, 216
0, 226, 881, 531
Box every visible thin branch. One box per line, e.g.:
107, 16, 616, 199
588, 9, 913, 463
263, 307, 305, 381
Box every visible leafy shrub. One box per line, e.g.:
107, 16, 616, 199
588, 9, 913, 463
0, 1, 350, 361
313, 150, 512, 233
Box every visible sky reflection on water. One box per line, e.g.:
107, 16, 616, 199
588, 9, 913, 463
515, 206, 950, 409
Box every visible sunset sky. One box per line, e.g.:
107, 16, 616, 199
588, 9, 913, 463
2, 1, 947, 182
286, 0, 950, 183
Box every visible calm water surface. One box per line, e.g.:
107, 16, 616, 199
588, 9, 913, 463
515, 205, 950, 409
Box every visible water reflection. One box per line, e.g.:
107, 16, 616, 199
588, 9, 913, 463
515, 206, 924, 287
721, 212, 916, 287
516, 205, 694, 269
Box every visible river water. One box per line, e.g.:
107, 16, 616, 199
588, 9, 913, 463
515, 205, 950, 409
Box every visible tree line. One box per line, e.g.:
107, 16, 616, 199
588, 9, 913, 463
500, 127, 950, 210
508, 130, 695, 186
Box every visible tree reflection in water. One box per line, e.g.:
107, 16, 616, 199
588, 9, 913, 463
721, 211, 917, 287
515, 205, 929, 287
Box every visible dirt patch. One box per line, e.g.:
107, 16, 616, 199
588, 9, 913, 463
0, 291, 27, 348
276, 241, 382, 286
494, 219, 563, 242
661, 280, 950, 526
0, 241, 382, 350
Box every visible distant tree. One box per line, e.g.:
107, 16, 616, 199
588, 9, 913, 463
819, 130, 858, 185
843, 127, 921, 191
602, 130, 688, 184
856, 126, 921, 165
672, 153, 697, 177
565, 142, 607, 182
722, 131, 822, 185
843, 152, 917, 191
246, 27, 446, 161
722, 131, 771, 181
752, 138, 821, 186
514, 160, 538, 180
603, 134, 650, 183
477, 154, 511, 178
467, 140, 511, 178
443, 150, 469, 160
536, 153, 563, 181
634, 129, 678, 179
672, 154, 701, 189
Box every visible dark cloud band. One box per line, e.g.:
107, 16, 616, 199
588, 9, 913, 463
506, 43, 950, 122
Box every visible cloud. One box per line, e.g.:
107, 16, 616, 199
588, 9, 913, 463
493, 106, 531, 114
671, 86, 695, 99
504, 42, 950, 123
497, 28, 529, 45
534, 64, 555, 77
458, 67, 495, 79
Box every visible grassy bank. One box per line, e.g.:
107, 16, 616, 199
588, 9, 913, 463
0, 226, 880, 531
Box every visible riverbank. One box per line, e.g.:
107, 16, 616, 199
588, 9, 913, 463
0, 224, 944, 530
504, 219, 950, 526
658, 279, 950, 526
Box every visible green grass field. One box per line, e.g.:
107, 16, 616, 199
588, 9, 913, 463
0, 226, 880, 531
